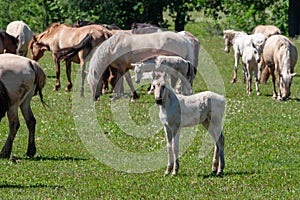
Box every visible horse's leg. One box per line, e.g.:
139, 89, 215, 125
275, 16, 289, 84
269, 66, 277, 99
172, 126, 180, 176
0, 106, 19, 158
202, 118, 225, 175
54, 57, 61, 91
20, 96, 36, 158
164, 126, 174, 175
65, 60, 73, 92
232, 53, 239, 83
254, 66, 260, 96
244, 64, 251, 95
124, 72, 139, 101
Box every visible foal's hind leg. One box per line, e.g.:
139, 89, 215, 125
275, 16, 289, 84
65, 60, 73, 92
20, 98, 36, 158
0, 106, 20, 158
202, 119, 225, 175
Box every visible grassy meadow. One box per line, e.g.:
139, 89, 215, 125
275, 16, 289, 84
0, 16, 299, 199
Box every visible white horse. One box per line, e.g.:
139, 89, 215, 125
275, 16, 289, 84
152, 72, 226, 176
242, 46, 261, 96
223, 30, 266, 83
131, 55, 195, 95
6, 21, 33, 57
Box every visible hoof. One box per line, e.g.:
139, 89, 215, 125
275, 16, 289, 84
64, 87, 71, 92
26, 146, 36, 158
257, 92, 261, 96
231, 79, 236, 84
164, 165, 173, 176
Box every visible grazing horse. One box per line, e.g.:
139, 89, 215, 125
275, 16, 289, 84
87, 31, 197, 101
0, 31, 18, 54
0, 54, 46, 158
131, 55, 195, 95
252, 25, 281, 38
223, 29, 266, 83
152, 72, 225, 176
261, 35, 298, 100
29, 22, 111, 95
6, 21, 33, 57
242, 46, 261, 96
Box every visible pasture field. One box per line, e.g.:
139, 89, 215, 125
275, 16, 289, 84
0, 19, 299, 199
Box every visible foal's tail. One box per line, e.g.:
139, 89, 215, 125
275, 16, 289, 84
0, 80, 10, 121
54, 34, 93, 62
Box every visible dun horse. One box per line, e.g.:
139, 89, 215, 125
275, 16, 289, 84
0, 54, 46, 158
87, 31, 198, 101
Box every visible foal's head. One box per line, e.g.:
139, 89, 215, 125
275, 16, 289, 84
152, 72, 167, 105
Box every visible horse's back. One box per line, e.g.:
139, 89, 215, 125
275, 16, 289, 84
252, 25, 281, 38
264, 35, 298, 66
0, 54, 41, 103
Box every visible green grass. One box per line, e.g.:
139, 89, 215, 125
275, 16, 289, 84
1, 18, 300, 199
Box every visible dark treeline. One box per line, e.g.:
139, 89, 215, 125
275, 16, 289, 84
0, 0, 298, 36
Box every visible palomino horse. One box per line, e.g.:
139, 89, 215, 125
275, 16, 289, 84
0, 31, 18, 54
252, 25, 281, 38
152, 72, 225, 176
223, 29, 266, 83
0, 54, 46, 158
261, 35, 298, 100
72, 19, 121, 30
29, 22, 111, 95
6, 20, 33, 57
87, 31, 197, 101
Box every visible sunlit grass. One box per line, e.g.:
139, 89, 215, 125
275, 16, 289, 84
0, 17, 299, 199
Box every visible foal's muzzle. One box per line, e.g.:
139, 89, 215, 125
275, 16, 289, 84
155, 98, 163, 105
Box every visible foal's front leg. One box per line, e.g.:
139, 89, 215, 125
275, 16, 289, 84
164, 126, 174, 175
231, 53, 240, 83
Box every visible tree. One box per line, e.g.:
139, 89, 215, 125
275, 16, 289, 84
288, 0, 300, 37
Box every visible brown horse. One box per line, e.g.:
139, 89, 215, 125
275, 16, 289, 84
0, 54, 46, 158
29, 23, 111, 95
0, 31, 18, 54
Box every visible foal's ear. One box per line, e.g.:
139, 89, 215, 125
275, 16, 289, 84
291, 73, 296, 77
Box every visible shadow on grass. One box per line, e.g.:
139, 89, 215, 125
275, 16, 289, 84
201, 170, 256, 179
0, 183, 64, 189
14, 155, 88, 162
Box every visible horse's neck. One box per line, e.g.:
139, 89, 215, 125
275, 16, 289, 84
162, 87, 179, 109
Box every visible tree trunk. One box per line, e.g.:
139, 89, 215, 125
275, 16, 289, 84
288, 0, 300, 37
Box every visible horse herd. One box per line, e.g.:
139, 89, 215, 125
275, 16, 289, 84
0, 20, 298, 176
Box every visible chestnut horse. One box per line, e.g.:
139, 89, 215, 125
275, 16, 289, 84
0, 54, 46, 158
29, 23, 111, 95
0, 31, 18, 54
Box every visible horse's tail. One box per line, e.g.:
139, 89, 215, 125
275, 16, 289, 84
54, 34, 93, 62
31, 61, 47, 107
261, 66, 270, 84
0, 80, 10, 121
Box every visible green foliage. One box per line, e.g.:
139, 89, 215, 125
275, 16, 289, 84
200, 0, 289, 35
